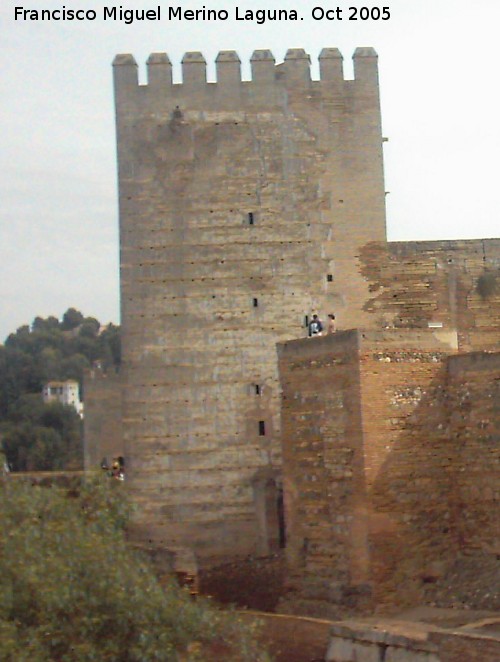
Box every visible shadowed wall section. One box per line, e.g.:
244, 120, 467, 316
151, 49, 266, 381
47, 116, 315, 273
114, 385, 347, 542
278, 330, 499, 616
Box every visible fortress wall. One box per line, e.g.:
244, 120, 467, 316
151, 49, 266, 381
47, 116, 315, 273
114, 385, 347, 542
83, 368, 123, 470
113, 48, 387, 562
359, 332, 457, 609
277, 331, 366, 616
278, 331, 500, 614
278, 330, 461, 614
360, 239, 500, 351
446, 352, 500, 555
112, 43, 499, 580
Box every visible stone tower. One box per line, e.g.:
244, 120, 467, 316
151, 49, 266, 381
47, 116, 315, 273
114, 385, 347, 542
113, 47, 387, 566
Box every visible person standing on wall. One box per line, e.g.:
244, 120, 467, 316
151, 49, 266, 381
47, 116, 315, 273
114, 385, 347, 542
308, 314, 323, 337
327, 313, 336, 334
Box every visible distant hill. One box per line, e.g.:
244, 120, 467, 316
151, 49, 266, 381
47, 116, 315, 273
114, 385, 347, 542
0, 309, 120, 471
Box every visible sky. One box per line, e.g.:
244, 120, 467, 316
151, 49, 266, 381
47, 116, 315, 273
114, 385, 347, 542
1, 0, 499, 341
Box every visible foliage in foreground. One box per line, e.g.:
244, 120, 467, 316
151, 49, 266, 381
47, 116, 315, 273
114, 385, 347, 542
0, 477, 270, 662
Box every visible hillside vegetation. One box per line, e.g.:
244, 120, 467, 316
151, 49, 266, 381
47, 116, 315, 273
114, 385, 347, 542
0, 309, 120, 471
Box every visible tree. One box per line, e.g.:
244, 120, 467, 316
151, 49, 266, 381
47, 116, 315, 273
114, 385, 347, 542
59, 353, 89, 383
24, 427, 66, 471
1, 397, 82, 471
61, 308, 84, 331
0, 347, 38, 417
99, 323, 121, 367
0, 478, 270, 661
32, 316, 59, 332
79, 316, 100, 338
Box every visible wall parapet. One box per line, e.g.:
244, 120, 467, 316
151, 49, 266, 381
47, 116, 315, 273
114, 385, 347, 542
112, 47, 378, 96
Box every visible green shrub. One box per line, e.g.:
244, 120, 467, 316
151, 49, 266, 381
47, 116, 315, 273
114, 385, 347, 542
0, 477, 271, 661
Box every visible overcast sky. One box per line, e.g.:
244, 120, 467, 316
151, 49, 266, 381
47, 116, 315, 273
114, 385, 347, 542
1, 0, 499, 341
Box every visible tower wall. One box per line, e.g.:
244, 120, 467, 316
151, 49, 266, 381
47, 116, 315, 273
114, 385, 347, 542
113, 48, 387, 564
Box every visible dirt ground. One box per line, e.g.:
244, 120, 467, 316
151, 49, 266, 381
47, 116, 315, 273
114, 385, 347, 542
199, 554, 287, 612
238, 611, 333, 662
196, 553, 500, 661
197, 556, 335, 660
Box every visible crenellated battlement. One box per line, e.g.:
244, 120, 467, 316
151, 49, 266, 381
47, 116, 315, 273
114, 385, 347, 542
113, 43, 389, 570
113, 48, 379, 105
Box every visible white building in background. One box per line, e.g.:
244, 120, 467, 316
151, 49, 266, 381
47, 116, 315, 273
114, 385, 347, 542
42, 380, 83, 417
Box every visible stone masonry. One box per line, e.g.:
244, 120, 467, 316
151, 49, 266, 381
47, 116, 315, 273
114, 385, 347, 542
277, 331, 499, 615
83, 367, 123, 471
445, 352, 500, 557
113, 48, 387, 563
110, 44, 500, 601
361, 239, 500, 351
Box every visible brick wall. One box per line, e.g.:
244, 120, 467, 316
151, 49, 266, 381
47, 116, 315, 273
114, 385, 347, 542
359, 332, 457, 609
360, 239, 500, 351
278, 331, 366, 616
278, 330, 499, 613
325, 621, 500, 662
446, 353, 500, 555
